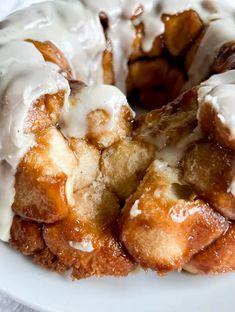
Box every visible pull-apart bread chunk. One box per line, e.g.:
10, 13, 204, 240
184, 224, 235, 274
44, 180, 135, 279
13, 127, 77, 223
60, 83, 134, 150
198, 71, 235, 151
163, 10, 203, 58
10, 80, 136, 279
69, 138, 101, 191
133, 89, 198, 150
119, 160, 228, 274
24, 91, 66, 135
101, 139, 156, 200
10, 216, 67, 273
181, 142, 235, 220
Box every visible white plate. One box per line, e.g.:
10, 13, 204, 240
0, 241, 234, 312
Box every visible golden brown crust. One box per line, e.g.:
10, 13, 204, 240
184, 224, 235, 274
213, 41, 235, 74
133, 88, 198, 149
43, 181, 135, 278
44, 218, 134, 279
13, 127, 77, 223
127, 58, 169, 91
10, 216, 67, 273
32, 247, 68, 273
181, 142, 235, 220
8, 10, 235, 279
10, 215, 45, 255
119, 161, 228, 273
24, 91, 65, 135
163, 10, 203, 57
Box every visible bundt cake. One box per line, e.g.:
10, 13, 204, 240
0, 0, 235, 279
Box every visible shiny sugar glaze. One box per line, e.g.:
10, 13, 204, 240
1, 0, 235, 241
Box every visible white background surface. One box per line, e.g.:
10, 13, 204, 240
1, 240, 235, 312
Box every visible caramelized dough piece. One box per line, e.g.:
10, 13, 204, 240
136, 66, 185, 110
10, 215, 67, 273
102, 40, 115, 85
199, 99, 235, 151
129, 23, 163, 61
133, 89, 198, 149
10, 215, 44, 255
181, 142, 235, 220
101, 139, 156, 200
33, 247, 68, 274
165, 67, 186, 101
163, 10, 203, 57
129, 23, 144, 62
44, 180, 135, 279
119, 160, 228, 274
86, 105, 133, 150
99, 12, 115, 84
213, 41, 235, 74
24, 91, 65, 135
13, 127, 77, 223
184, 224, 235, 274
127, 58, 169, 90
69, 138, 100, 191
26, 39, 72, 79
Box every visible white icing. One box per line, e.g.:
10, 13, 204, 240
2, 0, 235, 92
186, 18, 235, 89
3, 0, 235, 90
0, 64, 69, 167
0, 0, 106, 85
60, 84, 133, 139
82, 0, 217, 90
0, 41, 69, 241
130, 200, 141, 218
81, 0, 137, 91
228, 179, 235, 196
69, 239, 94, 252
198, 70, 235, 139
